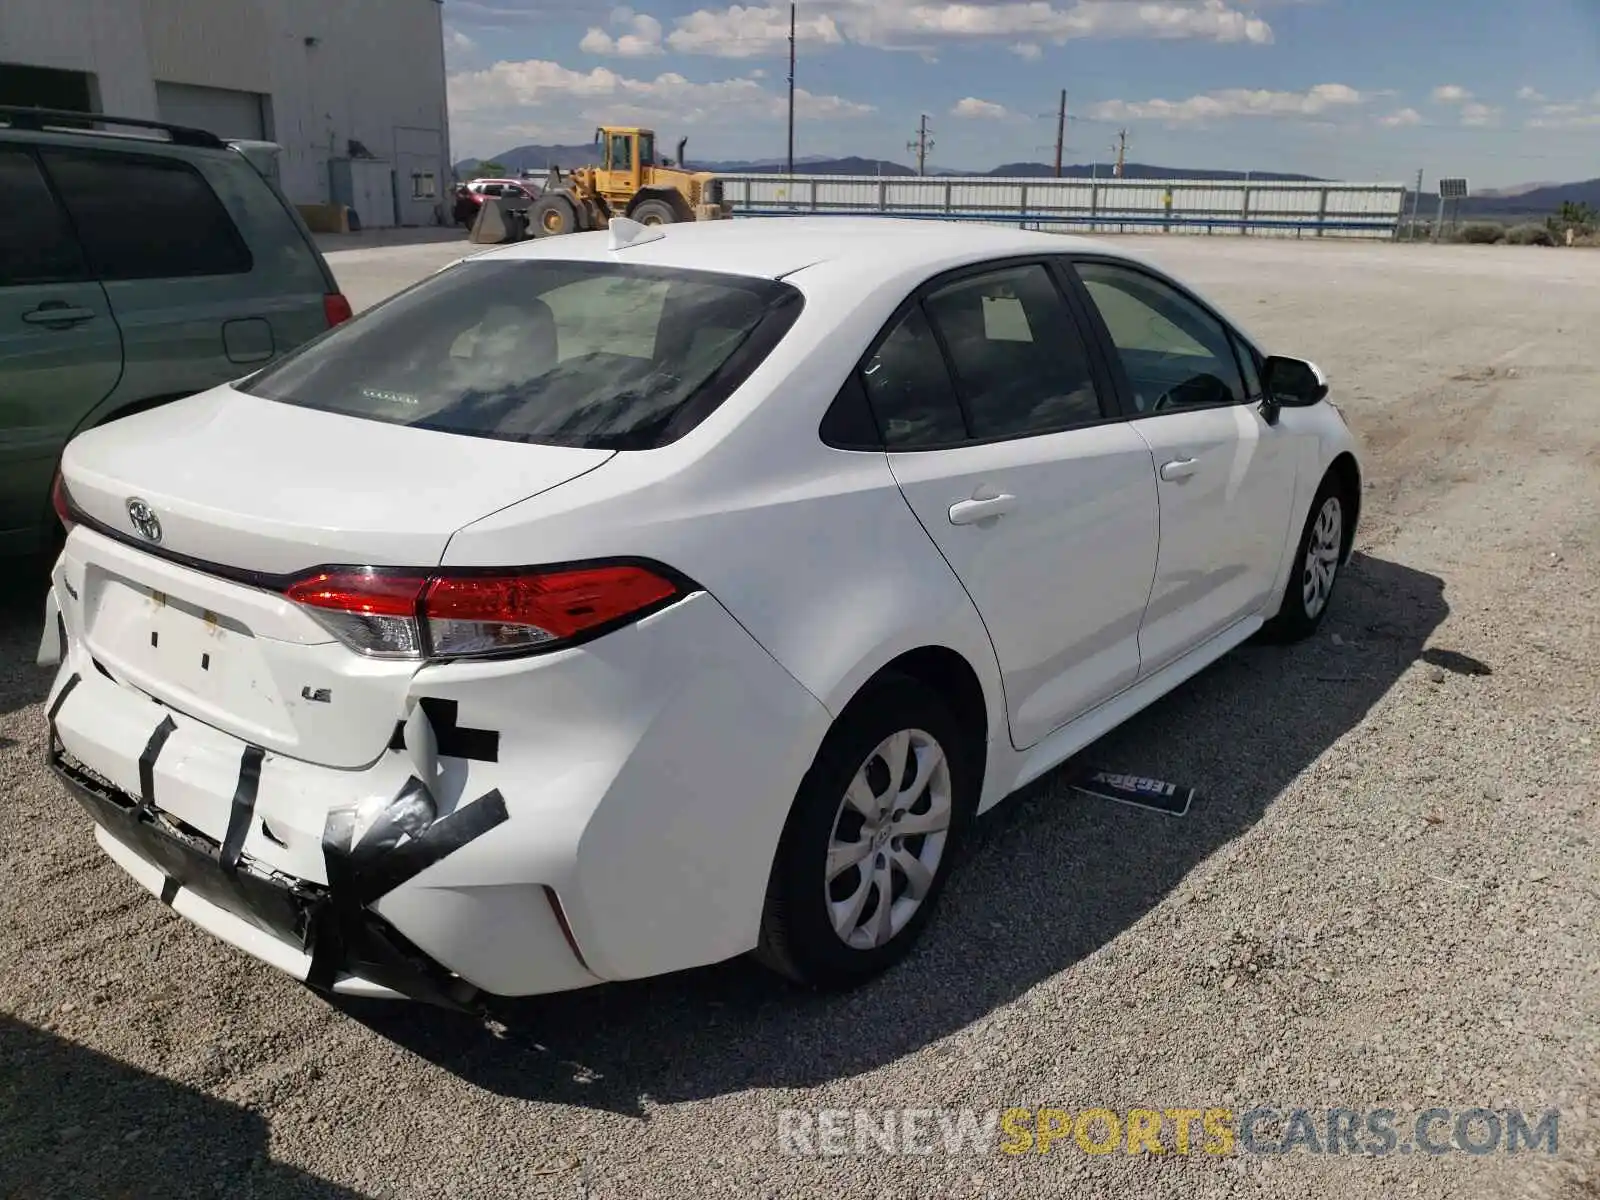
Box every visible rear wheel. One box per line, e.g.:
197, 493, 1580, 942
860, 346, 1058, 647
1262, 473, 1348, 642
531, 194, 578, 237
629, 198, 679, 226
755, 674, 976, 989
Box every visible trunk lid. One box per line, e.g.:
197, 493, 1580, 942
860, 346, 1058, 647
60, 386, 612, 768
63, 385, 612, 574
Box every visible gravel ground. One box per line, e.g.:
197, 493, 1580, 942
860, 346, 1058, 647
2, 236, 1596, 1200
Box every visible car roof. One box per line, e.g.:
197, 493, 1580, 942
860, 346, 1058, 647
461, 216, 1268, 351
471, 217, 1144, 282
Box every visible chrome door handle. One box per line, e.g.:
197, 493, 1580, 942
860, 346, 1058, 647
948, 493, 1017, 526
1159, 457, 1198, 482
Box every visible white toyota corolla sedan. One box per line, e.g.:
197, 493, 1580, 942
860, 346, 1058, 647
40, 217, 1360, 1007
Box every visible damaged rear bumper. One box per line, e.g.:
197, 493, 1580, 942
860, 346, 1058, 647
50, 744, 484, 1010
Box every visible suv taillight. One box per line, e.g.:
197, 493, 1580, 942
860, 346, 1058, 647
284, 563, 687, 659
51, 471, 77, 534
324, 293, 353, 328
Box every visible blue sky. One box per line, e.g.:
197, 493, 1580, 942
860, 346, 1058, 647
443, 0, 1600, 186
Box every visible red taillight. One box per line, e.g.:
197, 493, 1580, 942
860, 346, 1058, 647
285, 570, 428, 657
51, 471, 77, 534
323, 292, 353, 328
283, 564, 684, 659
284, 570, 428, 615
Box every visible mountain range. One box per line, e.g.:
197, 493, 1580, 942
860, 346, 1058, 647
455, 143, 1597, 216
454, 143, 1324, 182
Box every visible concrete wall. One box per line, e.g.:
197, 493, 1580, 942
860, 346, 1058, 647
0, 0, 451, 223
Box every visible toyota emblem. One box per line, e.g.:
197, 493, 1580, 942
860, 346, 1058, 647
126, 497, 162, 544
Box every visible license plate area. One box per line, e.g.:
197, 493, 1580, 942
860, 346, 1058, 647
83, 572, 294, 743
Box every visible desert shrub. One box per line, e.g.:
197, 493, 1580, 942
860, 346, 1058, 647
1455, 222, 1506, 244
1506, 222, 1556, 246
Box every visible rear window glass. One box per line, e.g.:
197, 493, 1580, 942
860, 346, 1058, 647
240, 259, 802, 450
39, 148, 253, 281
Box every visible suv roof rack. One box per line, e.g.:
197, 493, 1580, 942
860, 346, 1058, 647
0, 106, 228, 150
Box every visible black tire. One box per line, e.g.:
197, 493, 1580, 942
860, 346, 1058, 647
629, 197, 679, 226
755, 673, 977, 990
1261, 472, 1349, 643
530, 193, 578, 237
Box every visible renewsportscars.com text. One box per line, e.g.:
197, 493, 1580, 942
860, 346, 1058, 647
777, 1107, 1560, 1158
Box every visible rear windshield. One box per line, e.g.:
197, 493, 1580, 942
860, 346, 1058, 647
240, 258, 803, 449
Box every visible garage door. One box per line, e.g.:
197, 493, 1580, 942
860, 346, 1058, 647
154, 82, 267, 140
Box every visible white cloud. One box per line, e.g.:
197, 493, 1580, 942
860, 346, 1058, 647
665, 5, 844, 57
444, 27, 479, 70
581, 8, 666, 56
1516, 86, 1546, 103
1379, 107, 1422, 127
847, 0, 1272, 46
448, 58, 873, 152
1010, 41, 1043, 59
1090, 83, 1365, 124
1459, 102, 1500, 127
1431, 84, 1472, 104
1527, 110, 1600, 130
450, 0, 603, 27
952, 96, 1010, 119
656, 0, 1271, 57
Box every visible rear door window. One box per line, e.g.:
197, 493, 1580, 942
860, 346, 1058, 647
39, 148, 253, 281
922, 263, 1106, 438
240, 259, 803, 449
860, 305, 968, 449
0, 147, 87, 287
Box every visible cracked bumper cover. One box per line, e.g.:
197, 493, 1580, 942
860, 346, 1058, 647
50, 745, 482, 1008
44, 580, 834, 999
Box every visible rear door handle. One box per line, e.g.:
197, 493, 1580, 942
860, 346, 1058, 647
22, 303, 97, 327
1159, 457, 1198, 482
948, 493, 1017, 526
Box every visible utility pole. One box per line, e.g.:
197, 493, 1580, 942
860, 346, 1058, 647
785, 2, 795, 176
1113, 128, 1127, 178
908, 114, 933, 176
1054, 89, 1066, 178
1409, 166, 1423, 240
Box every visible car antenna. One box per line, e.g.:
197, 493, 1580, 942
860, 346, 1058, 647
607, 215, 667, 251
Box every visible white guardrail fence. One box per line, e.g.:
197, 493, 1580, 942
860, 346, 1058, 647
718, 175, 1409, 239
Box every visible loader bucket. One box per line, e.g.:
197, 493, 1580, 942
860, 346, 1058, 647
469, 196, 530, 244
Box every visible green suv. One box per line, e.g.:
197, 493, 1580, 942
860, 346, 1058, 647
0, 107, 350, 556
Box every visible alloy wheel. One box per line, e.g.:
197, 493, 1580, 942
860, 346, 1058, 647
1302, 495, 1343, 619
824, 729, 953, 950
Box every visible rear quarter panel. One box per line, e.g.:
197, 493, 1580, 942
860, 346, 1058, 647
443, 260, 1013, 802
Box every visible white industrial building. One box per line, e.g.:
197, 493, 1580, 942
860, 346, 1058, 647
0, 0, 452, 226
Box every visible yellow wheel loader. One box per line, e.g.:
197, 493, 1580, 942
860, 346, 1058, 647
527, 127, 730, 238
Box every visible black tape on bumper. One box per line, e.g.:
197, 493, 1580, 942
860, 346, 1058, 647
306, 781, 508, 996
416, 697, 499, 763
46, 673, 80, 726
51, 749, 478, 1008
136, 715, 178, 814
220, 744, 265, 876
1071, 769, 1196, 817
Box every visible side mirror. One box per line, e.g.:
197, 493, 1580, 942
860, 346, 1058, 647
1262, 355, 1329, 408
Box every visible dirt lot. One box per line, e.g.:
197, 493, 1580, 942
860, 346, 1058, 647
2, 235, 1595, 1200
